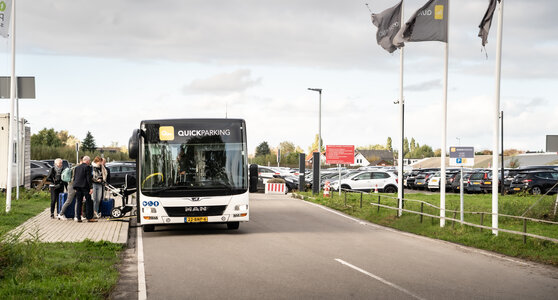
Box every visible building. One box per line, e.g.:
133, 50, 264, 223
351, 150, 394, 167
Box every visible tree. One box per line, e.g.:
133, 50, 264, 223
31, 128, 62, 147
410, 138, 416, 153
403, 137, 410, 156
82, 131, 97, 152
255, 141, 271, 157
434, 148, 442, 157
308, 134, 324, 153
279, 141, 295, 154
386, 137, 393, 152
357, 144, 386, 150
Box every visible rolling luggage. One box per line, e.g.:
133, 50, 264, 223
100, 198, 115, 217
57, 193, 76, 218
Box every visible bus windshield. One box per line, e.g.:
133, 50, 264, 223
141, 139, 247, 197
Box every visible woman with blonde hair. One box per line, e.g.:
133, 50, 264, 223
91, 156, 105, 218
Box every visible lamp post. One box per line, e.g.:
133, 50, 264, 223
308, 88, 322, 191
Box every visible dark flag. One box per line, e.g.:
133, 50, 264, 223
371, 1, 403, 53
478, 0, 501, 46
394, 0, 448, 47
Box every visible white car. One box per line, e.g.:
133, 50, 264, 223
427, 172, 442, 191
330, 171, 398, 193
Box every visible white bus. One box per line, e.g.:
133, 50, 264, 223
129, 118, 254, 232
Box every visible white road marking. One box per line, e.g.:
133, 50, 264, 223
335, 259, 425, 300
303, 199, 530, 266
137, 226, 147, 300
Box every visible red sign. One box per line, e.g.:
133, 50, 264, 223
326, 145, 355, 164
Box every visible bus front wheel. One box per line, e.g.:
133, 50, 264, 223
227, 222, 240, 230
143, 225, 155, 232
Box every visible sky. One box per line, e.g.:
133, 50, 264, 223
0, 0, 557, 155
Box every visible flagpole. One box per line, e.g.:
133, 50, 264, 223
6, 0, 16, 213
440, 0, 449, 227
492, 0, 504, 236
397, 1, 405, 217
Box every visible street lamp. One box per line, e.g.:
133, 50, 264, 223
308, 88, 322, 192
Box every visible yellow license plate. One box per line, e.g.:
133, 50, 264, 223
513, 188, 520, 191
186, 217, 208, 223
432, 180, 438, 183
485, 182, 491, 185
473, 182, 480, 185
417, 182, 423, 185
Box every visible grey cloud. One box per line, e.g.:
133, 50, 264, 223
405, 79, 442, 92
183, 69, 261, 95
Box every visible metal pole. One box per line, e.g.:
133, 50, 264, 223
6, 0, 16, 213
492, 0, 504, 236
318, 90, 322, 191
397, 1, 405, 217
16, 98, 19, 200
440, 2, 450, 227
460, 166, 464, 223
500, 111, 505, 196
338, 164, 341, 197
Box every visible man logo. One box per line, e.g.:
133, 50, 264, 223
159, 126, 174, 141
434, 5, 444, 20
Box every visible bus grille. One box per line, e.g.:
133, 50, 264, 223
163, 205, 227, 217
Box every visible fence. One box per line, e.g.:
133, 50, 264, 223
296, 189, 558, 244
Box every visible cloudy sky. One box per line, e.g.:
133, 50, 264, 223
1, 0, 557, 155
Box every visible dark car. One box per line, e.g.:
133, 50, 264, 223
41, 159, 71, 169
450, 172, 473, 193
105, 162, 136, 188
508, 170, 558, 195
466, 170, 491, 193
414, 172, 435, 190
30, 160, 53, 188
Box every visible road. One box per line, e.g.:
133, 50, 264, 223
141, 193, 558, 299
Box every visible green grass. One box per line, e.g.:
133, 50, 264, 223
0, 189, 51, 236
297, 191, 558, 266
0, 189, 125, 299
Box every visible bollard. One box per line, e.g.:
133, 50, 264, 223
523, 219, 527, 244
360, 192, 363, 209
420, 203, 424, 223
377, 195, 381, 213
480, 213, 484, 232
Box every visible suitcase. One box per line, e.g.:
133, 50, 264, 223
58, 193, 76, 218
100, 198, 115, 217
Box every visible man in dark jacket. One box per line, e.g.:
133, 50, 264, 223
46, 158, 67, 218
73, 156, 96, 222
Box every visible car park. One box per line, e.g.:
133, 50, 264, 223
466, 170, 491, 193
450, 172, 473, 193
508, 170, 558, 195
414, 172, 435, 190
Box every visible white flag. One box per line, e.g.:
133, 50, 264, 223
0, 0, 12, 38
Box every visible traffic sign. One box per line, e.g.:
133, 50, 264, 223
449, 146, 474, 166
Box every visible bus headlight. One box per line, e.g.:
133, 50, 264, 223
234, 204, 248, 211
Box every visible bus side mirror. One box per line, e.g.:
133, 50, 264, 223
129, 129, 141, 159
249, 164, 258, 193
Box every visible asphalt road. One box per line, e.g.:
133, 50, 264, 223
141, 193, 558, 299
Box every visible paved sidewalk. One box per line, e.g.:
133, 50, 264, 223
9, 208, 129, 244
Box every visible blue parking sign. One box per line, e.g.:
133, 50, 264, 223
456, 158, 462, 164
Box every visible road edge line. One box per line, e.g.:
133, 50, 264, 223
137, 226, 147, 300
335, 258, 425, 300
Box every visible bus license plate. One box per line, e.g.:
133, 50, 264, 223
186, 217, 208, 223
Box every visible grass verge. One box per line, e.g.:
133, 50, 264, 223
1, 189, 124, 298
296, 191, 558, 266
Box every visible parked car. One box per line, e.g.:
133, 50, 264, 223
30, 160, 53, 188
508, 170, 558, 195
466, 170, 491, 193
414, 172, 435, 190
105, 161, 136, 188
41, 159, 71, 169
450, 172, 473, 193
331, 171, 398, 193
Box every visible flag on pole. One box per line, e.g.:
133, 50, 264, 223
478, 0, 501, 46
394, 0, 448, 47
371, 1, 403, 53
0, 0, 12, 38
